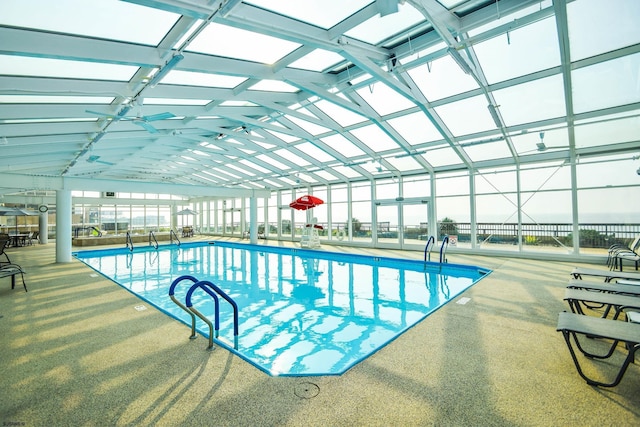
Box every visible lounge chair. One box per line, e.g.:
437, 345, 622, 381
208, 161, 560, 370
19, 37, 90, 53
564, 288, 640, 320
0, 263, 27, 292
567, 279, 640, 297
557, 311, 640, 387
570, 267, 640, 282
0, 235, 11, 266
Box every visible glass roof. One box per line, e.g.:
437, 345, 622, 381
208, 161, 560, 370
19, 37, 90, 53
0, 0, 638, 191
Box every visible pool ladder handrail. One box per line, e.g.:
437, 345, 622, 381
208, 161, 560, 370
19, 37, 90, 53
125, 231, 133, 252
169, 275, 239, 350
148, 231, 159, 249
440, 235, 449, 263
170, 229, 181, 246
423, 235, 435, 263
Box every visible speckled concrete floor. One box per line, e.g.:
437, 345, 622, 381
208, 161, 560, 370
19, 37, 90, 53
1, 238, 638, 426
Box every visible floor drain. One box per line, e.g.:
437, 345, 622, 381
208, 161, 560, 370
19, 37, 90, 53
294, 382, 320, 399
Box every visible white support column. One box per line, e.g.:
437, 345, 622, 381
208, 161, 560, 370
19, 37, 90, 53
55, 189, 72, 263
249, 195, 258, 243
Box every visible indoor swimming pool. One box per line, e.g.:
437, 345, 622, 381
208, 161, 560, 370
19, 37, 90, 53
74, 241, 490, 376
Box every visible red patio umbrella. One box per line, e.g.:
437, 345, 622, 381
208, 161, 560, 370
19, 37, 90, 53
289, 195, 324, 211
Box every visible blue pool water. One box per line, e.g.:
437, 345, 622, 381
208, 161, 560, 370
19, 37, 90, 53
74, 241, 490, 376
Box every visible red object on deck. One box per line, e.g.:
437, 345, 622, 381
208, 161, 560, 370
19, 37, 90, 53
289, 195, 324, 210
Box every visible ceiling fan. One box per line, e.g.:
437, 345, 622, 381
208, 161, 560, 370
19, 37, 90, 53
521, 132, 566, 154
87, 155, 114, 165
86, 100, 175, 134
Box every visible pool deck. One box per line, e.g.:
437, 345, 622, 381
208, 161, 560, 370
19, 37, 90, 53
1, 237, 638, 426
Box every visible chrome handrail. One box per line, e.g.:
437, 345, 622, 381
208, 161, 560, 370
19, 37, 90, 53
149, 231, 158, 249
125, 231, 133, 252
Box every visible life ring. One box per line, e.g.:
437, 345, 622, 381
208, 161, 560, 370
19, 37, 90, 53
336, 230, 345, 241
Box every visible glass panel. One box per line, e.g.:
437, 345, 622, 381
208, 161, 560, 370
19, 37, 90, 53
245, 0, 371, 29
419, 145, 463, 168
474, 16, 560, 84
376, 205, 398, 245
574, 112, 640, 149
492, 75, 566, 126
403, 175, 430, 198
434, 95, 496, 136
284, 115, 330, 135
350, 124, 401, 152
355, 83, 416, 116
187, 23, 300, 64
568, 0, 640, 61
407, 56, 479, 101
160, 70, 247, 88
402, 203, 429, 247
288, 49, 345, 72
320, 133, 365, 158
0, 55, 138, 81
345, 3, 425, 45
387, 111, 443, 145
0, 0, 178, 45
314, 100, 367, 127
572, 53, 640, 114
352, 200, 371, 243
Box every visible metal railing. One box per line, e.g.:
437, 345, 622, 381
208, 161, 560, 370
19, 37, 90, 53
170, 229, 181, 246
148, 231, 158, 249
125, 231, 133, 252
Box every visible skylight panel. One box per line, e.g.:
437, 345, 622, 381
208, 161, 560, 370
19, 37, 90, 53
187, 23, 301, 65
0, 55, 138, 81
227, 163, 255, 176
159, 70, 247, 88
0, 0, 178, 45
284, 115, 331, 136
420, 145, 463, 168
463, 140, 513, 162
349, 124, 401, 152
219, 100, 259, 107
239, 159, 271, 174
571, 53, 640, 114
314, 100, 367, 127
433, 95, 496, 136
256, 154, 290, 170
345, 3, 424, 45
273, 148, 311, 167
492, 75, 566, 126
144, 98, 210, 106
320, 134, 365, 158
568, 0, 640, 61
355, 83, 416, 116
387, 111, 442, 145
293, 142, 335, 163
288, 49, 346, 72
248, 80, 299, 92
332, 165, 361, 179
264, 129, 299, 143
312, 169, 340, 181
384, 156, 423, 172
244, 0, 371, 29
473, 16, 561, 84
468, 1, 553, 36
0, 95, 113, 104
407, 56, 478, 101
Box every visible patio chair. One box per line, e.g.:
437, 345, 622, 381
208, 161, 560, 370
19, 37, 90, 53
0, 263, 27, 292
557, 311, 640, 387
607, 235, 640, 271
567, 279, 640, 297
0, 235, 11, 266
